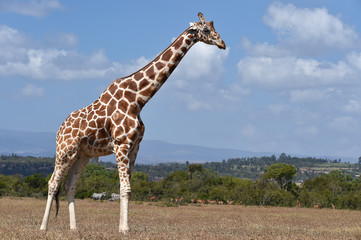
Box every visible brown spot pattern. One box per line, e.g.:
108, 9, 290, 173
114, 90, 123, 99
155, 62, 165, 70
161, 49, 172, 61
134, 72, 143, 81
173, 37, 184, 50
139, 79, 149, 89
128, 80, 138, 91
146, 66, 155, 80
100, 92, 111, 103
108, 84, 117, 95
124, 91, 136, 103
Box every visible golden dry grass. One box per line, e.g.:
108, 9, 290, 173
1, 197, 361, 239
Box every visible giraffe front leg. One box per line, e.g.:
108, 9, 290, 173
114, 144, 132, 234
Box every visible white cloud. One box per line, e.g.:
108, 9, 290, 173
165, 43, 231, 111
264, 2, 360, 56
0, 25, 31, 64
238, 56, 354, 90
0, 47, 147, 81
238, 2, 361, 93
347, 52, 361, 70
0, 0, 63, 17
21, 84, 45, 98
112, 56, 149, 77
242, 37, 290, 58
0, 48, 66, 79
327, 116, 360, 134
289, 88, 334, 103
174, 43, 229, 82
343, 100, 361, 113
0, 24, 150, 81
0, 25, 29, 46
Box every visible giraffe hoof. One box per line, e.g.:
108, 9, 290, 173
120, 230, 129, 235
120, 227, 130, 234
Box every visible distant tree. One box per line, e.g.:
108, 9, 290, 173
209, 186, 227, 201
23, 173, 47, 197
74, 164, 118, 199
164, 171, 189, 183
131, 171, 148, 182
278, 153, 290, 162
131, 171, 152, 201
0, 178, 7, 196
188, 164, 203, 179
263, 163, 297, 190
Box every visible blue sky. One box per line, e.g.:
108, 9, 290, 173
0, 0, 361, 160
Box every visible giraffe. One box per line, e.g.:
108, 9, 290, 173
40, 12, 226, 234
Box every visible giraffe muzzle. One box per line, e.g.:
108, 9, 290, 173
217, 40, 226, 50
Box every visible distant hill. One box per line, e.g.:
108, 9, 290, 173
0, 129, 356, 164
134, 140, 274, 164
0, 129, 55, 157
0, 129, 272, 164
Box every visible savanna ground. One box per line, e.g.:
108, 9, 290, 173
1, 197, 361, 239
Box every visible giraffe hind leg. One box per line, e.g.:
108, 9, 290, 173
40, 168, 65, 230
40, 150, 79, 230
64, 153, 90, 230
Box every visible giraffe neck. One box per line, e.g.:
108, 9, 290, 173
126, 27, 197, 108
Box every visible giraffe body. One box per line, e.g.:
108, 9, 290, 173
40, 12, 225, 233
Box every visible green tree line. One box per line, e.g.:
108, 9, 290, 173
2, 154, 360, 182
1, 162, 361, 210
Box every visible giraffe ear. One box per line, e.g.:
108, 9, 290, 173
198, 12, 207, 24
209, 21, 214, 29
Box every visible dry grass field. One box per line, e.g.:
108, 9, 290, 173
1, 197, 361, 239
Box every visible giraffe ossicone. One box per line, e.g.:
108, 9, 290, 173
40, 12, 226, 234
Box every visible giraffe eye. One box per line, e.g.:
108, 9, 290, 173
203, 28, 210, 36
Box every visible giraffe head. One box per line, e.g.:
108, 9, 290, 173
188, 12, 226, 50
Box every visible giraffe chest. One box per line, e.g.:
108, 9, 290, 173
79, 126, 114, 157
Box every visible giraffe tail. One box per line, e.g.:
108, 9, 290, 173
55, 188, 60, 217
